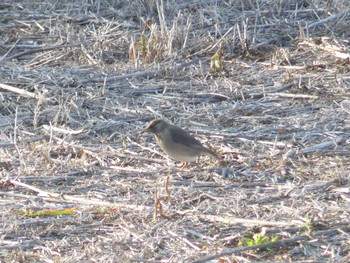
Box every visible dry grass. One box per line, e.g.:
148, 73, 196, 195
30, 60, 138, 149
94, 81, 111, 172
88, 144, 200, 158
1, 0, 350, 262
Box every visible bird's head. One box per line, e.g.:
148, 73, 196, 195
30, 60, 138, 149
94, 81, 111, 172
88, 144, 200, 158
142, 119, 169, 135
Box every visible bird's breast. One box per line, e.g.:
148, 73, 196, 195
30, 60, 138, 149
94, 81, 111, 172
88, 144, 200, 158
155, 134, 200, 162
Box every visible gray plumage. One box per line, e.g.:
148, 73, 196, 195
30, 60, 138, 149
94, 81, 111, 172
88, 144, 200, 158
142, 119, 220, 162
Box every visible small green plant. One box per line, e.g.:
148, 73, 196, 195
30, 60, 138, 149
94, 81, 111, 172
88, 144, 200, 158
303, 212, 313, 233
240, 229, 278, 249
210, 47, 223, 72
22, 207, 76, 217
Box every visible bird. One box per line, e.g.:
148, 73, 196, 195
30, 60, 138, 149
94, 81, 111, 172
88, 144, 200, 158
142, 119, 220, 168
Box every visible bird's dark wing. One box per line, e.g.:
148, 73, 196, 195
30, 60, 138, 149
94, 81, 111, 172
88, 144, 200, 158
166, 124, 220, 160
169, 125, 204, 148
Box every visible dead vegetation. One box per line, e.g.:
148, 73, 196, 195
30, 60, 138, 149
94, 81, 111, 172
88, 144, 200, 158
1, 0, 350, 262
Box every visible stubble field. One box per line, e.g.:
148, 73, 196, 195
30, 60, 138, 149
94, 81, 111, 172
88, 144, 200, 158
1, 1, 350, 262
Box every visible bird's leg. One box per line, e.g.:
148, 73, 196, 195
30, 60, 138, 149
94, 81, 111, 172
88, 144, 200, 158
196, 156, 201, 167
180, 162, 189, 169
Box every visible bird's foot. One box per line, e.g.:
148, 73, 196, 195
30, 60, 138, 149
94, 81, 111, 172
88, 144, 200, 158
180, 162, 189, 169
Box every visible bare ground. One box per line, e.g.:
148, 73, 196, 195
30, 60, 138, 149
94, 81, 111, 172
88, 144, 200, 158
1, 0, 350, 262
